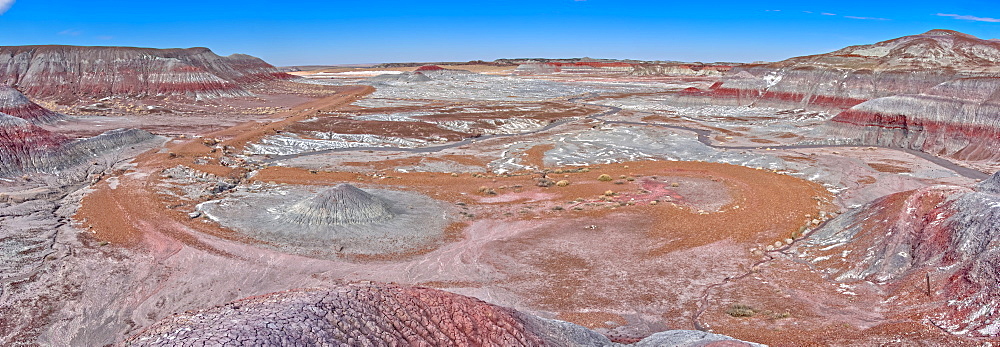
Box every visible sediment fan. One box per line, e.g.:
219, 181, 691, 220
284, 184, 394, 225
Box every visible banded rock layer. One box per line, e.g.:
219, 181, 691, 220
829, 77, 1000, 162
124, 283, 761, 346
0, 113, 154, 176
0, 45, 293, 99
0, 86, 64, 124
799, 172, 1000, 337
682, 30, 1000, 110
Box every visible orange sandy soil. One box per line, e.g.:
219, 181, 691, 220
253, 160, 837, 338
74, 85, 375, 251
73, 81, 962, 344
700, 255, 976, 346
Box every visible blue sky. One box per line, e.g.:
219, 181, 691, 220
1, 0, 999, 65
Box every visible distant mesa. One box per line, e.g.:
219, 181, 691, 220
512, 59, 733, 76
124, 282, 762, 346
0, 45, 294, 100
284, 183, 395, 225
0, 86, 65, 124
668, 29, 1000, 163
687, 29, 1000, 110
414, 64, 445, 71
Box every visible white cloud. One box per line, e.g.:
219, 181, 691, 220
936, 13, 1000, 23
821, 13, 837, 16
0, 0, 15, 15
844, 16, 890, 21
59, 29, 82, 36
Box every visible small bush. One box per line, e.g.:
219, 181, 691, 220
598, 174, 612, 181
726, 304, 757, 317
556, 180, 570, 187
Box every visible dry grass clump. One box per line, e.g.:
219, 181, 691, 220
598, 174, 612, 182
726, 304, 757, 317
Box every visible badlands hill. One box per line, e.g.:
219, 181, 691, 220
679, 29, 1000, 163
799, 171, 1000, 337
0, 86, 64, 124
0, 112, 153, 176
772, 29, 1000, 72
0, 45, 293, 99
125, 283, 761, 346
0, 96, 153, 176
696, 29, 1000, 109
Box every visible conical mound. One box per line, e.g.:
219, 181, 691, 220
284, 184, 394, 225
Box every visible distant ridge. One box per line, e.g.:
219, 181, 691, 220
0, 45, 294, 100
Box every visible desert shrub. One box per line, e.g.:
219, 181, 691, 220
726, 304, 757, 317
598, 174, 612, 181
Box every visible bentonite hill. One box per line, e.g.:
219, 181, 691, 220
1, 27, 999, 347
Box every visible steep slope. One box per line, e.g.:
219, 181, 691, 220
686, 30, 1000, 110
0, 45, 293, 100
829, 76, 1000, 163
0, 113, 71, 174
0, 113, 154, 176
0, 86, 64, 124
798, 173, 1000, 337
123, 283, 762, 346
